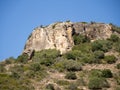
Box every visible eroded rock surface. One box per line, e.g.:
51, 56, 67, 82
23, 22, 113, 57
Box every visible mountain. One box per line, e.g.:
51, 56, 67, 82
0, 21, 120, 90
23, 21, 113, 58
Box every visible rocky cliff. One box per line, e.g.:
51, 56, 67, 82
23, 21, 113, 57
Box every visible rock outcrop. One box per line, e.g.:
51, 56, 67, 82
73, 22, 112, 41
23, 21, 113, 57
23, 22, 74, 57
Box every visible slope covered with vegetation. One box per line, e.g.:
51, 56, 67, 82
0, 24, 120, 90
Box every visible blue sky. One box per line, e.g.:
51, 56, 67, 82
0, 0, 120, 60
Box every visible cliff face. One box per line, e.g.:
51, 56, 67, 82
23, 22, 113, 57
73, 22, 112, 41
23, 22, 74, 57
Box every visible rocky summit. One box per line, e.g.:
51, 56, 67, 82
23, 21, 113, 57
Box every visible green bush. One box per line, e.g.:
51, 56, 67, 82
94, 50, 104, 59
116, 63, 120, 69
89, 69, 113, 78
65, 50, 82, 60
88, 77, 110, 89
65, 60, 82, 71
56, 80, 69, 86
92, 40, 112, 52
32, 49, 60, 66
16, 54, 28, 63
109, 34, 119, 42
72, 43, 92, 53
4, 57, 15, 64
30, 62, 42, 72
25, 70, 35, 78
53, 59, 67, 72
89, 69, 102, 78
53, 59, 82, 72
91, 40, 103, 51
76, 78, 86, 86
45, 84, 55, 90
40, 58, 56, 66
111, 24, 120, 34
32, 49, 60, 63
10, 65, 24, 79
81, 53, 100, 64
11, 71, 20, 79
68, 83, 78, 90
73, 34, 90, 45
0, 73, 34, 90
115, 77, 120, 85
32, 49, 60, 62
65, 72, 77, 80
114, 41, 120, 52
0, 63, 6, 73
104, 55, 117, 64
101, 69, 113, 78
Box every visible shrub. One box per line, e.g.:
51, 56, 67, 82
81, 53, 96, 64
111, 24, 120, 34
0, 73, 34, 90
94, 50, 104, 59
32, 49, 60, 62
115, 75, 120, 85
72, 43, 92, 53
73, 34, 90, 45
68, 83, 78, 90
0, 63, 6, 73
114, 41, 120, 52
89, 69, 113, 78
65, 72, 77, 80
65, 60, 82, 71
88, 77, 110, 89
40, 58, 56, 66
91, 40, 112, 52
116, 63, 120, 69
10, 65, 24, 79
4, 57, 15, 64
53, 59, 67, 72
109, 34, 119, 42
46, 84, 55, 90
56, 80, 69, 86
54, 59, 82, 72
101, 69, 113, 78
30, 62, 42, 72
91, 40, 103, 51
76, 78, 86, 86
104, 55, 117, 64
65, 50, 82, 60
11, 71, 20, 79
16, 54, 28, 63
89, 69, 102, 78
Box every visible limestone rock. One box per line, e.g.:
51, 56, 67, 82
23, 22, 74, 56
73, 22, 112, 41
23, 21, 113, 57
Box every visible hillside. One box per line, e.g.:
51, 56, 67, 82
0, 21, 120, 90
